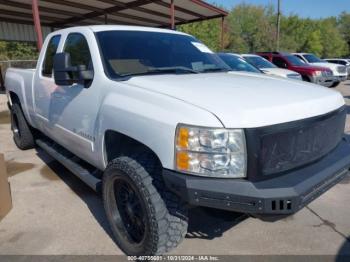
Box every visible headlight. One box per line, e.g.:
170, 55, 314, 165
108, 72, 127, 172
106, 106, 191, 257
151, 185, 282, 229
313, 70, 322, 77
175, 124, 247, 178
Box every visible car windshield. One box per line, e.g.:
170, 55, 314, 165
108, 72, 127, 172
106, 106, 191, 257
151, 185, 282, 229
243, 56, 277, 69
285, 55, 306, 66
303, 54, 324, 63
96, 30, 230, 78
218, 54, 261, 73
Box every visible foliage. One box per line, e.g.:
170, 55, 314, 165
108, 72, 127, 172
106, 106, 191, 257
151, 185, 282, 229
0, 41, 38, 61
178, 4, 350, 58
338, 12, 350, 55
178, 19, 223, 51
226, 4, 276, 53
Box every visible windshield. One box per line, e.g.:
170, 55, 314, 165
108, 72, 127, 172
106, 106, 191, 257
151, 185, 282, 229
218, 54, 261, 73
96, 30, 230, 78
303, 54, 324, 63
285, 55, 306, 66
243, 56, 277, 69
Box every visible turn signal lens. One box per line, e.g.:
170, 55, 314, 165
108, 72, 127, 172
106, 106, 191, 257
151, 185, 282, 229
177, 127, 189, 149
176, 151, 190, 170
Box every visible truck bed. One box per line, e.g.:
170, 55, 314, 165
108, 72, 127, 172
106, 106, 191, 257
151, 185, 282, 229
5, 67, 36, 126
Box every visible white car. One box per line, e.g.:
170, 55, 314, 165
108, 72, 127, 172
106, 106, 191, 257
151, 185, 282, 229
217, 53, 262, 74
242, 54, 302, 80
293, 53, 348, 86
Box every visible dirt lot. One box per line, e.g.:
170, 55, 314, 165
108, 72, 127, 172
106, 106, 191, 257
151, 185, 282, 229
0, 81, 350, 256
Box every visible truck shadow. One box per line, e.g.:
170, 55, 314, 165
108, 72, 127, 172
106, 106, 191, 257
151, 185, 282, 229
336, 238, 350, 261
35, 149, 115, 241
186, 207, 247, 240
35, 148, 247, 244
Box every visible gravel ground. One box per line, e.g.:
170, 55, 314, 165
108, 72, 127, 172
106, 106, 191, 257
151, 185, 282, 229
0, 81, 349, 256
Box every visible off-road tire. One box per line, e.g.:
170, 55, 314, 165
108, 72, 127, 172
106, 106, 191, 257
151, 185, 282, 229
103, 155, 188, 255
10, 102, 35, 150
330, 81, 340, 88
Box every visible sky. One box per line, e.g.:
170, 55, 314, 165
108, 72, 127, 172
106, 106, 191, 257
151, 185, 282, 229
207, 0, 350, 19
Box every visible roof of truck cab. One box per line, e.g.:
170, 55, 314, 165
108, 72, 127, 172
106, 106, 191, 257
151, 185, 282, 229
51, 25, 190, 36
89, 25, 189, 35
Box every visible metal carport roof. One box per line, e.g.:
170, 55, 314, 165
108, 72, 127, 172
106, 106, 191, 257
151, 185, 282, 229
0, 0, 228, 49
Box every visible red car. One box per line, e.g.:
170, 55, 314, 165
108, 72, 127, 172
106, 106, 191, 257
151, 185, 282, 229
256, 52, 334, 87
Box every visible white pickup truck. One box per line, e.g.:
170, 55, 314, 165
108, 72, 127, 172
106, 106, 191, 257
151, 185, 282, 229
5, 25, 350, 255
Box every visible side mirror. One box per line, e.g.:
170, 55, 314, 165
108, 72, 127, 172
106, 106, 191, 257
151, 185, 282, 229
53, 52, 93, 86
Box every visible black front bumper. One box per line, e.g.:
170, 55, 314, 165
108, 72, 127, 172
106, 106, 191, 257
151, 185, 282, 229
163, 138, 350, 215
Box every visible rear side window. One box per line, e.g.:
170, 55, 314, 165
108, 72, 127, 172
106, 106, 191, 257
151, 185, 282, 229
63, 33, 92, 69
260, 55, 270, 61
42, 35, 61, 77
272, 57, 287, 68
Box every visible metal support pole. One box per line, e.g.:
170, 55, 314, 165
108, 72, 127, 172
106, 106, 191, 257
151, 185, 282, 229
104, 13, 108, 24
276, 0, 281, 51
220, 16, 224, 50
32, 0, 43, 51
170, 0, 175, 29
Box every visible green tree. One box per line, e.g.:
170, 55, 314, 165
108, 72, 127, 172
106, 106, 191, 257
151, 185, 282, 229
319, 18, 347, 57
0, 41, 38, 61
338, 12, 350, 56
176, 3, 350, 58
226, 4, 276, 53
302, 29, 323, 56
178, 18, 224, 51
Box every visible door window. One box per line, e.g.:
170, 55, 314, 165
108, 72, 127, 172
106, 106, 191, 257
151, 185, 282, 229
42, 35, 61, 77
64, 33, 92, 70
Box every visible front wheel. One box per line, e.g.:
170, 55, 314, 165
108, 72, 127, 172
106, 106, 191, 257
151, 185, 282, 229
330, 81, 340, 88
103, 156, 188, 255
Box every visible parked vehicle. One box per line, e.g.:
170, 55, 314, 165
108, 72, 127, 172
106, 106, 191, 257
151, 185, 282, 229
217, 53, 262, 74
242, 54, 302, 80
5, 26, 350, 255
325, 58, 350, 79
257, 52, 334, 87
293, 53, 348, 86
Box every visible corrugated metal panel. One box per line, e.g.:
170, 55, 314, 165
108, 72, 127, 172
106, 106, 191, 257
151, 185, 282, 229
0, 22, 51, 42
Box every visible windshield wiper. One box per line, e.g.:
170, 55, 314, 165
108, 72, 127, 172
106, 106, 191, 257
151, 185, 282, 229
147, 66, 199, 74
201, 68, 230, 73
119, 66, 198, 78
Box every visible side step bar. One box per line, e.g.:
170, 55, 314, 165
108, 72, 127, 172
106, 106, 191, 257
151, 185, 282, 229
36, 139, 101, 192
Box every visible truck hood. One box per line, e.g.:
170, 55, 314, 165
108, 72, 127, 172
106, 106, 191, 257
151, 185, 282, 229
125, 72, 344, 128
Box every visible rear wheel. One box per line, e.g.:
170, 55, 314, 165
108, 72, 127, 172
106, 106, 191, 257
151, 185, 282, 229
10, 103, 35, 150
103, 155, 188, 255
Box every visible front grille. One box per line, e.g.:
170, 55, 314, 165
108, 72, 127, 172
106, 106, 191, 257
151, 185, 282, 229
245, 107, 346, 179
322, 70, 333, 77
337, 66, 346, 73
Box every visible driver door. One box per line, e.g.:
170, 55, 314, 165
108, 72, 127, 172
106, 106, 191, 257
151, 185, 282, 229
49, 32, 100, 162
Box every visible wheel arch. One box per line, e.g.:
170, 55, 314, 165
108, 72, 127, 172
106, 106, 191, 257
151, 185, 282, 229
8, 91, 21, 105
302, 75, 312, 82
103, 129, 163, 168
